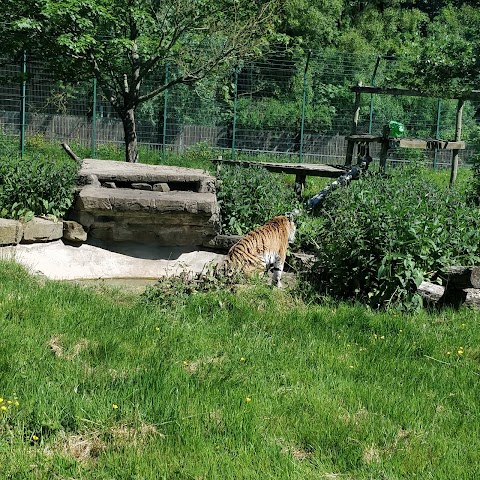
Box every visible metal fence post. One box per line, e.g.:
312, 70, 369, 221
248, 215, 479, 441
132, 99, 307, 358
433, 98, 441, 169
299, 50, 311, 163
162, 63, 169, 162
91, 77, 97, 158
20, 50, 27, 158
231, 65, 239, 160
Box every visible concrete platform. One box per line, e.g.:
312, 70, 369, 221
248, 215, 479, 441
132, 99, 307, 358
0, 239, 225, 281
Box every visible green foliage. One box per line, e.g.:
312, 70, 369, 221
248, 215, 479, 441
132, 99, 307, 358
216, 165, 299, 235
0, 145, 78, 220
395, 5, 480, 96
305, 165, 480, 309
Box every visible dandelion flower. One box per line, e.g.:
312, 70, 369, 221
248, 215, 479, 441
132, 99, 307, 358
0, 398, 3, 403
458, 349, 464, 355
447, 351, 452, 355
245, 396, 252, 403
13, 401, 19, 407
32, 435, 39, 441
112, 404, 119, 409
240, 357, 246, 362
7, 400, 12, 405
1, 405, 7, 411
183, 361, 189, 366
155, 327, 160, 331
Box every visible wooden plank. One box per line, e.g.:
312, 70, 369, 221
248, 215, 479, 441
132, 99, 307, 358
347, 135, 383, 142
213, 159, 345, 178
391, 138, 465, 150
350, 85, 480, 101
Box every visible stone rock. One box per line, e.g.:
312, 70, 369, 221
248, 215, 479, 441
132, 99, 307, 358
131, 183, 153, 191
0, 218, 23, 245
77, 173, 101, 187
153, 183, 170, 192
71, 186, 219, 246
204, 234, 243, 250
22, 217, 63, 243
78, 159, 216, 193
63, 220, 88, 243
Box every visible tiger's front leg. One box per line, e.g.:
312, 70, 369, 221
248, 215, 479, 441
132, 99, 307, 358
271, 255, 285, 288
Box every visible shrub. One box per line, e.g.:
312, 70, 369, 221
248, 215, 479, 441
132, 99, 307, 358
0, 150, 78, 220
304, 164, 480, 309
216, 165, 299, 235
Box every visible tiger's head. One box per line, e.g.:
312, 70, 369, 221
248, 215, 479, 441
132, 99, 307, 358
285, 209, 300, 244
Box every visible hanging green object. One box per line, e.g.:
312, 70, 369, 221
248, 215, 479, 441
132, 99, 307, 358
388, 120, 405, 137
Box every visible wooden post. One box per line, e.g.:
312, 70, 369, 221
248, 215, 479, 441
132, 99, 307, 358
345, 91, 361, 166
450, 98, 464, 186
294, 174, 306, 197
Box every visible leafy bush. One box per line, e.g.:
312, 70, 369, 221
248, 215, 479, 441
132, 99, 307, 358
216, 165, 299, 235
304, 164, 480, 309
0, 149, 78, 220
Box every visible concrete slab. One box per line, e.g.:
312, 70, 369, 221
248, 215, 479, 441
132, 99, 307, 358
0, 239, 225, 281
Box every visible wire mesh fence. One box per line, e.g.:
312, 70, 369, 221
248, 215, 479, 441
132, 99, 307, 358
0, 49, 478, 166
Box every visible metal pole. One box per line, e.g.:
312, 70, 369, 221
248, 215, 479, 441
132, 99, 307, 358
91, 77, 97, 158
162, 63, 169, 162
20, 50, 27, 158
368, 55, 381, 134
433, 98, 441, 169
299, 50, 311, 163
231, 66, 238, 160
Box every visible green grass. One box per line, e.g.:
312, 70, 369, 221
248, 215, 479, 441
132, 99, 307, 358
1, 261, 480, 478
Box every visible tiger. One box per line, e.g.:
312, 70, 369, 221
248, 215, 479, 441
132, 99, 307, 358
224, 212, 298, 287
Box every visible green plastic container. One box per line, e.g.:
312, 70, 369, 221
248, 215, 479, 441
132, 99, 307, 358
388, 121, 405, 137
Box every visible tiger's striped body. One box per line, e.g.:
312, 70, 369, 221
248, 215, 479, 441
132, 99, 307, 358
225, 215, 296, 287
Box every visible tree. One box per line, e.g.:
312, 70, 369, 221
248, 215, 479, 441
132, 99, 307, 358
393, 5, 480, 96
5, 0, 278, 162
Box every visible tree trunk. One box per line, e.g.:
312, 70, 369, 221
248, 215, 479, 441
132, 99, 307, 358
121, 108, 139, 163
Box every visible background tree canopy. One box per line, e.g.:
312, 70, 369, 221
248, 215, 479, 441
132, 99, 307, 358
2, 0, 480, 160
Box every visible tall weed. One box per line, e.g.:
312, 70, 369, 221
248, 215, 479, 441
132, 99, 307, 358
216, 165, 299, 235
0, 150, 78, 220
305, 164, 480, 309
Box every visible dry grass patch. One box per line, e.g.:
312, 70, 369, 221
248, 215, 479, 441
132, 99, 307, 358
48, 335, 89, 360
110, 423, 164, 447
44, 430, 106, 463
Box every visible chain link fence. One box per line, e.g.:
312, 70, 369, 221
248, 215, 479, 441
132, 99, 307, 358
0, 49, 478, 166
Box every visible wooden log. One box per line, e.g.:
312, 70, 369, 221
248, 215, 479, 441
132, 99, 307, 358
439, 266, 480, 289
61, 142, 83, 165
417, 281, 445, 304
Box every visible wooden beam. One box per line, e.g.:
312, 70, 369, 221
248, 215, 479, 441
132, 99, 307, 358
392, 138, 465, 150
212, 159, 345, 178
350, 85, 480, 101
346, 91, 362, 166
346, 135, 465, 150
450, 99, 464, 186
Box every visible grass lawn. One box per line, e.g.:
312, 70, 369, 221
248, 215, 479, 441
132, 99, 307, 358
1, 260, 479, 479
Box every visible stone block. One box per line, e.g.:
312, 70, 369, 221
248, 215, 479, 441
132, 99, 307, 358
22, 217, 63, 243
0, 218, 23, 245
63, 220, 88, 243
131, 183, 153, 190
153, 183, 170, 192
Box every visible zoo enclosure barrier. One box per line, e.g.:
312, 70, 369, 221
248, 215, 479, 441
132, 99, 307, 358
0, 49, 478, 166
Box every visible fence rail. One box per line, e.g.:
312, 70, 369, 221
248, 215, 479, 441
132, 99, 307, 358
0, 49, 478, 166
